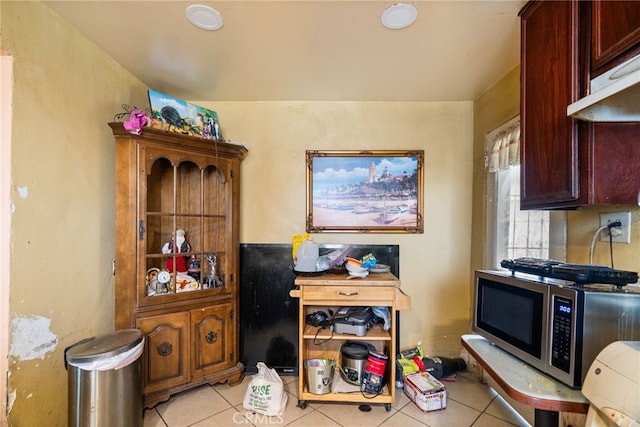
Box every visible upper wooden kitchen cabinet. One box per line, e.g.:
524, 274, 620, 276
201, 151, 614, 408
520, 0, 640, 210
520, 0, 579, 209
590, 0, 640, 77
110, 123, 247, 408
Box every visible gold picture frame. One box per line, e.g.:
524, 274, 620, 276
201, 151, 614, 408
306, 150, 424, 233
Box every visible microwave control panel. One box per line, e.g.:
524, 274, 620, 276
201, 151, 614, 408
550, 295, 573, 373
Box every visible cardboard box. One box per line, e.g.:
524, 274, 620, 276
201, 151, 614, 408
403, 372, 447, 412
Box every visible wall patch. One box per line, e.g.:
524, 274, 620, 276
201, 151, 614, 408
9, 315, 58, 360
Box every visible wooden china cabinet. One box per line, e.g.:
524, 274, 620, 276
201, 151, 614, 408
110, 122, 247, 408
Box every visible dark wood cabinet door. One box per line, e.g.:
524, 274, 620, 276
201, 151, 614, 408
589, 123, 640, 205
591, 0, 640, 76
520, 0, 580, 209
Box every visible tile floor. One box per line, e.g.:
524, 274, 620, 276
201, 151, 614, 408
143, 371, 530, 427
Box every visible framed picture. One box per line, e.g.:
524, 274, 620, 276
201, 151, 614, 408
306, 150, 424, 233
148, 89, 223, 140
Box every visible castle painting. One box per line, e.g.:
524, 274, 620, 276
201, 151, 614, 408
306, 150, 424, 233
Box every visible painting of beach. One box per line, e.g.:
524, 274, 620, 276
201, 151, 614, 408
306, 150, 424, 233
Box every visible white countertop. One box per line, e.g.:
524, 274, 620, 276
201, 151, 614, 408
461, 334, 589, 414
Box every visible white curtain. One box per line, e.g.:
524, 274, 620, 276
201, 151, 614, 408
485, 116, 520, 173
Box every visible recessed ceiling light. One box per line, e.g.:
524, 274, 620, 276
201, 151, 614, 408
186, 4, 223, 31
381, 3, 418, 30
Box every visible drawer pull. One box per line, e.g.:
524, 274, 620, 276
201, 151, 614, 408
337, 291, 359, 296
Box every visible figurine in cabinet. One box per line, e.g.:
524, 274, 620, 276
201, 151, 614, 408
187, 257, 201, 282
204, 254, 223, 288
162, 228, 191, 273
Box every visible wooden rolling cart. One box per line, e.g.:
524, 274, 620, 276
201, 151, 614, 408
290, 272, 411, 411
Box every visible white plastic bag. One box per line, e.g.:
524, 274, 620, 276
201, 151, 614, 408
242, 362, 288, 416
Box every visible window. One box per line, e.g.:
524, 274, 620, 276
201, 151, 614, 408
485, 117, 565, 269
496, 165, 549, 261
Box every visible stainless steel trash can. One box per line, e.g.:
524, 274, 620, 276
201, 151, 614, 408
65, 329, 144, 427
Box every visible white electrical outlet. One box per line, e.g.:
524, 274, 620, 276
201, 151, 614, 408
600, 212, 632, 243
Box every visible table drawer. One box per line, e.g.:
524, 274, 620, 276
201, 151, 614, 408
301, 285, 395, 304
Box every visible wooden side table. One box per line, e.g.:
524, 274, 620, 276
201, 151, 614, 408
290, 272, 410, 411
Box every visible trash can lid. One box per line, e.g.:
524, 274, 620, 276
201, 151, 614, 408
66, 329, 144, 364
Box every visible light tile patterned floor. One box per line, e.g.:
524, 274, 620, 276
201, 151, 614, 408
143, 371, 530, 427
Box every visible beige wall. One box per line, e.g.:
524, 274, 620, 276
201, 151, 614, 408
1, 54, 12, 427
471, 66, 521, 276
201, 101, 475, 355
2, 2, 148, 425
567, 207, 640, 271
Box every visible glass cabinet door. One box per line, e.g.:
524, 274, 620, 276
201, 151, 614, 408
140, 146, 230, 303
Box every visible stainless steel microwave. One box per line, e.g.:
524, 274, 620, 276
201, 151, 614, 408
472, 270, 640, 388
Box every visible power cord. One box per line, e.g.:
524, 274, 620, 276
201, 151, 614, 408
312, 325, 334, 345
608, 220, 621, 269
589, 221, 622, 267
609, 226, 615, 269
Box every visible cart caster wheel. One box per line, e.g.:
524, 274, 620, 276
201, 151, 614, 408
297, 400, 307, 409
385, 403, 392, 412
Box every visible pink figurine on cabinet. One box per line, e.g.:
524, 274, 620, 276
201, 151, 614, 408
123, 108, 148, 135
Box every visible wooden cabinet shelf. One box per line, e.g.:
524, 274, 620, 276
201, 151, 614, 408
297, 386, 392, 405
110, 123, 247, 408
302, 324, 391, 341
291, 272, 410, 411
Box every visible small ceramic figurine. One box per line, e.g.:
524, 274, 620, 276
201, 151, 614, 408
207, 117, 222, 140
162, 228, 191, 273
187, 257, 201, 282
204, 254, 223, 288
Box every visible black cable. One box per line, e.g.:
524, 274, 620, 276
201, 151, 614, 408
360, 388, 383, 399
606, 221, 622, 269
609, 231, 614, 269
312, 326, 333, 345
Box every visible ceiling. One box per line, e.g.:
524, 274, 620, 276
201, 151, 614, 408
44, 0, 525, 103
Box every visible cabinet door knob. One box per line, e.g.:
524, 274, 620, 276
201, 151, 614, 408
157, 342, 173, 356
337, 291, 358, 296
205, 331, 218, 344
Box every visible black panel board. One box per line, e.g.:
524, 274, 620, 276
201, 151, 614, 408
239, 243, 399, 375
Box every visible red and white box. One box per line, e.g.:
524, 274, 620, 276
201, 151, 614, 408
403, 371, 447, 412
